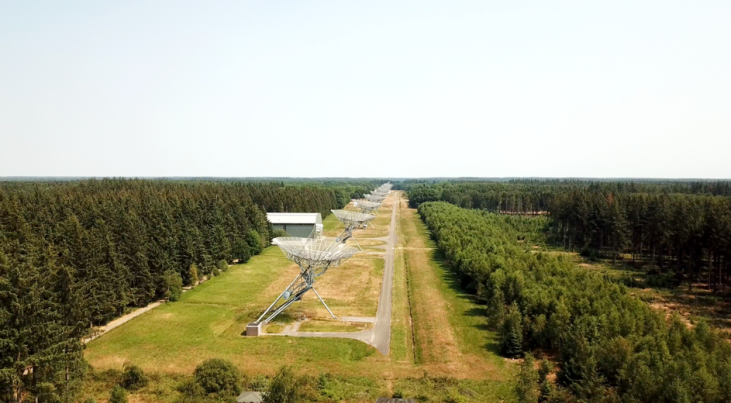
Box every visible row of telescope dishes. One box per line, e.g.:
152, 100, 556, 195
251, 183, 392, 326
353, 182, 391, 214
332, 182, 391, 239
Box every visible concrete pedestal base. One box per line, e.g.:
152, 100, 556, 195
246, 322, 262, 337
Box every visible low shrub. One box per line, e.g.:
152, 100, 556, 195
217, 259, 228, 272
121, 362, 148, 391
109, 386, 127, 403
193, 358, 241, 397
165, 270, 183, 301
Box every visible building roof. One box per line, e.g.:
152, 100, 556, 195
237, 391, 263, 403
266, 212, 322, 225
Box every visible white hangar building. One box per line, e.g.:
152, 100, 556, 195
266, 212, 323, 238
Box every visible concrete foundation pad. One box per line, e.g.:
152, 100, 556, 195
246, 322, 262, 336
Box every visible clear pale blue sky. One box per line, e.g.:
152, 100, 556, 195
1, 1, 730, 178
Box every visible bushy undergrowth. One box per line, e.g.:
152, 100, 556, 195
418, 202, 731, 402
193, 359, 242, 398
121, 362, 149, 390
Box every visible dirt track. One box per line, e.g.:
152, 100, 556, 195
83, 300, 164, 344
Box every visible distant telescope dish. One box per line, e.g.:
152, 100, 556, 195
364, 194, 386, 202
352, 199, 381, 214
370, 189, 389, 196
256, 237, 359, 324
331, 210, 376, 229
331, 209, 376, 243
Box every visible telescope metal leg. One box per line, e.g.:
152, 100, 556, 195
259, 291, 306, 324
351, 237, 363, 252
256, 273, 302, 324
336, 229, 353, 244
312, 287, 337, 319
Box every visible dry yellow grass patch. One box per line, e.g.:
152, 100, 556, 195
261, 261, 302, 300
398, 196, 506, 380
401, 206, 462, 367
291, 257, 383, 319
261, 256, 383, 321
299, 319, 373, 333
349, 238, 387, 247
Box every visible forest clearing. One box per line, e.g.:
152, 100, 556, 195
4, 179, 731, 402
78, 189, 514, 402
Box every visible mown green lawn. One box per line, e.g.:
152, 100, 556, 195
84, 246, 380, 376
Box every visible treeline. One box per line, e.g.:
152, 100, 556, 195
0, 179, 347, 403
418, 202, 731, 402
405, 182, 560, 212
406, 181, 731, 292
404, 180, 731, 211
551, 191, 731, 289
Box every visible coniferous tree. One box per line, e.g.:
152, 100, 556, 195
501, 304, 523, 358
0, 179, 347, 403
417, 200, 731, 403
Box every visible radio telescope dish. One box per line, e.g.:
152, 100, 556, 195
273, 237, 359, 274
332, 210, 376, 229
370, 189, 389, 196
364, 194, 386, 202
255, 237, 359, 324
352, 199, 381, 214
331, 209, 376, 243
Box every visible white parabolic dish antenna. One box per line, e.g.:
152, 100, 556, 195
364, 194, 386, 202
331, 210, 376, 228
255, 237, 359, 324
331, 209, 377, 245
273, 237, 359, 273
352, 199, 381, 214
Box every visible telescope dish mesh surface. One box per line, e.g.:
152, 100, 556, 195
256, 237, 359, 324
272, 237, 359, 268
352, 199, 382, 209
365, 194, 386, 202
331, 210, 376, 226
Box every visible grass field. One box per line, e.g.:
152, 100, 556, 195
397, 197, 508, 379
299, 320, 372, 333
83, 192, 517, 402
